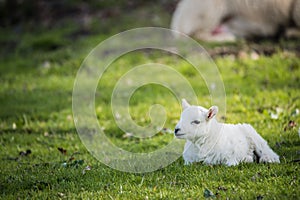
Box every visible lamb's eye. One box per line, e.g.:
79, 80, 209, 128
191, 120, 200, 124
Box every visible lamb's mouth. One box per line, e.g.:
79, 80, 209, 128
175, 133, 185, 137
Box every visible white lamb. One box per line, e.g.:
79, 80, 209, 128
171, 0, 300, 41
174, 99, 280, 166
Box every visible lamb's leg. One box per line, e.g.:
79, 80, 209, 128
183, 141, 201, 165
244, 124, 280, 163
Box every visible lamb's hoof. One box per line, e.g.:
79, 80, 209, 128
244, 156, 254, 163
184, 161, 192, 165
259, 154, 280, 163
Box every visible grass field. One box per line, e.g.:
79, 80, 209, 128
0, 2, 300, 199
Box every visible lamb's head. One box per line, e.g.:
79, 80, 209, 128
174, 99, 218, 141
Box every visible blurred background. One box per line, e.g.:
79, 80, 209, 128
0, 0, 180, 65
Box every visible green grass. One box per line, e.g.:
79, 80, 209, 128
1, 2, 300, 199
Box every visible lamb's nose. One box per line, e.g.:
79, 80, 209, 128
174, 128, 181, 134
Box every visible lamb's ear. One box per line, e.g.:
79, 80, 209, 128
182, 99, 190, 110
206, 106, 218, 120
